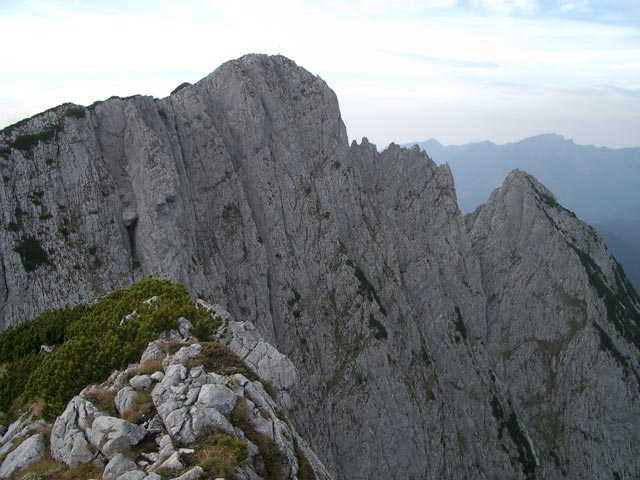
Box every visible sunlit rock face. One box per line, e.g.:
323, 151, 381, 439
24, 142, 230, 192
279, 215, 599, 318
1, 54, 639, 479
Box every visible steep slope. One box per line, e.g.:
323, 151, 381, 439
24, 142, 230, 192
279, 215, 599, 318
0, 278, 331, 480
595, 221, 640, 291
467, 170, 640, 478
0, 54, 515, 479
1, 54, 639, 479
409, 134, 640, 223
409, 134, 640, 292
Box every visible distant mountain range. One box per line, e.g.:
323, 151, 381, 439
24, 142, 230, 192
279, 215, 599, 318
408, 134, 640, 290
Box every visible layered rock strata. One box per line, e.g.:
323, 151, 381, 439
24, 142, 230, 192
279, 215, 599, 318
1, 54, 639, 479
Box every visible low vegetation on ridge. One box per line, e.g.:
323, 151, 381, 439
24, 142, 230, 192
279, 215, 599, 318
0, 277, 219, 420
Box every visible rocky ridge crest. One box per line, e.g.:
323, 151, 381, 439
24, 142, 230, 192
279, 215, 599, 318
0, 293, 329, 479
1, 54, 639, 479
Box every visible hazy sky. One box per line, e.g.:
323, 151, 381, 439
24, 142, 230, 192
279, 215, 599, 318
1, 0, 639, 148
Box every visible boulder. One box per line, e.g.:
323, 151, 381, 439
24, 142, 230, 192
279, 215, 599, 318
103, 453, 138, 480
157, 451, 183, 473
140, 340, 166, 364
196, 384, 237, 415
130, 375, 153, 391
170, 466, 204, 480
115, 386, 137, 416
177, 317, 194, 338
51, 396, 106, 466
0, 433, 45, 478
89, 416, 146, 458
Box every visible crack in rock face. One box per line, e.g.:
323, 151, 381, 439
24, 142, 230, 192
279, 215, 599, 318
1, 54, 639, 480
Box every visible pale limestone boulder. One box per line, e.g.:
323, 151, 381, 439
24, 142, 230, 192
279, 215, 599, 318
89, 416, 146, 458
0, 433, 45, 478
115, 386, 137, 416
51, 396, 106, 466
103, 453, 138, 480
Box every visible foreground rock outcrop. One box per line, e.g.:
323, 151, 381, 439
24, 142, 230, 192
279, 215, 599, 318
0, 299, 330, 479
1, 54, 639, 479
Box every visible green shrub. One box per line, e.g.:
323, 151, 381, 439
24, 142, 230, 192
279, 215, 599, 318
185, 341, 256, 380
170, 82, 191, 95
0, 353, 41, 413
0, 305, 86, 363
184, 427, 248, 477
0, 277, 209, 420
368, 314, 388, 340
14, 235, 50, 271
9, 127, 57, 151
63, 107, 85, 119
453, 306, 468, 342
193, 312, 221, 339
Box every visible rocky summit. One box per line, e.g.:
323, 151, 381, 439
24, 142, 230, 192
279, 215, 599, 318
1, 54, 640, 479
0, 284, 331, 480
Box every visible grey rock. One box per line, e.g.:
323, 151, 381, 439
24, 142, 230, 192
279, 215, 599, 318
170, 466, 204, 480
130, 374, 153, 391
2, 54, 639, 480
0, 415, 45, 448
116, 471, 146, 480
0, 441, 14, 456
196, 383, 237, 415
177, 317, 194, 338
115, 386, 137, 416
152, 364, 234, 444
88, 416, 146, 458
51, 396, 106, 466
143, 414, 165, 435
0, 433, 45, 478
467, 169, 640, 479
157, 451, 183, 473
140, 340, 166, 364
167, 344, 202, 367
227, 320, 298, 408
103, 453, 138, 480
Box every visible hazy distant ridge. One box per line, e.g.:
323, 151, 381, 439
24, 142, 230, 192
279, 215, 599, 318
408, 134, 640, 289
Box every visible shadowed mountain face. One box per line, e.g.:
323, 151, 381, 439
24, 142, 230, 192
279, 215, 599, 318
2, 55, 640, 480
409, 135, 640, 290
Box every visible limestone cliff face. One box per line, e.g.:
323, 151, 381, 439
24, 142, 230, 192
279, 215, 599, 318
467, 170, 640, 478
1, 54, 639, 479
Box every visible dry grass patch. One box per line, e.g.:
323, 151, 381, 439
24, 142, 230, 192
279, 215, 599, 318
228, 398, 284, 480
122, 391, 155, 424
125, 358, 164, 378
185, 342, 258, 380
294, 440, 316, 480
25, 397, 46, 419
10, 457, 64, 480
58, 463, 103, 480
183, 426, 249, 479
159, 339, 190, 355
261, 378, 276, 398
83, 387, 117, 416
125, 434, 160, 461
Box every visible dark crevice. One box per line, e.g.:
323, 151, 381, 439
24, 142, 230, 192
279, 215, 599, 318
126, 218, 140, 269
0, 253, 8, 307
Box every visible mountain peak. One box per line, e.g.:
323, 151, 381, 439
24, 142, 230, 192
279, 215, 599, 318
2, 55, 640, 480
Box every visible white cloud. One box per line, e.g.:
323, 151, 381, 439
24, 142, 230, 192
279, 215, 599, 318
323, 0, 458, 16
0, 0, 638, 147
471, 0, 538, 14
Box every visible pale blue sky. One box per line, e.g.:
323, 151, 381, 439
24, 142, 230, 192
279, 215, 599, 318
1, 0, 638, 148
